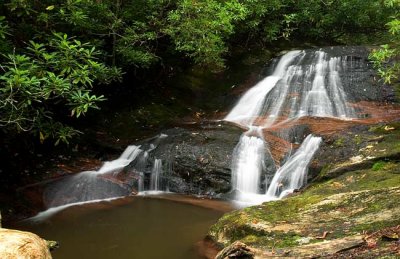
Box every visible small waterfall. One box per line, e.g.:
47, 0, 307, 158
231, 129, 266, 194
150, 159, 163, 191
44, 145, 142, 208
297, 51, 355, 119
42, 134, 169, 213
225, 49, 358, 204
97, 145, 143, 175
138, 172, 144, 193
266, 134, 322, 199
225, 50, 303, 127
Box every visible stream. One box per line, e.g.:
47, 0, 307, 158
13, 195, 228, 259
5, 45, 396, 259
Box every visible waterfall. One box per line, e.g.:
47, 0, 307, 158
296, 51, 355, 119
231, 132, 265, 194
42, 134, 169, 212
225, 50, 303, 127
266, 135, 322, 199
150, 159, 163, 191
43, 145, 142, 208
97, 145, 143, 175
226, 49, 357, 204
36, 47, 362, 216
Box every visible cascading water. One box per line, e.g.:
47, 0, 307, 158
266, 134, 322, 199
150, 159, 163, 191
39, 134, 170, 219
35, 47, 365, 219
97, 145, 143, 175
44, 145, 143, 208
225, 49, 358, 204
231, 132, 265, 193
225, 50, 303, 126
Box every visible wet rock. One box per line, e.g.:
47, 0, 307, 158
208, 132, 400, 257
149, 124, 243, 195
43, 172, 133, 208
0, 228, 52, 258
313, 122, 400, 182
216, 241, 255, 259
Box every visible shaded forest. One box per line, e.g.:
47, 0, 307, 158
0, 0, 398, 183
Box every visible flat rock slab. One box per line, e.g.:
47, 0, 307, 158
285, 235, 365, 257
216, 236, 365, 259
0, 228, 52, 259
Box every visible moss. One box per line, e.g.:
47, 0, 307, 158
317, 164, 333, 179
369, 122, 400, 135
353, 219, 400, 234
210, 162, 400, 249
372, 161, 387, 171
353, 135, 363, 145
333, 137, 345, 147
317, 164, 398, 192
209, 123, 400, 253
244, 232, 306, 248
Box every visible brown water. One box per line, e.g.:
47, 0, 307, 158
14, 195, 228, 259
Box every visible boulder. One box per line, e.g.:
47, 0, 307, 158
149, 124, 243, 195
0, 228, 52, 259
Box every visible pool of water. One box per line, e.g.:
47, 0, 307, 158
14, 195, 228, 259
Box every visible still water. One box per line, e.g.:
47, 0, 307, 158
16, 195, 227, 259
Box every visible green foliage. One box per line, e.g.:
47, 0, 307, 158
2, 0, 396, 70
0, 0, 398, 145
0, 33, 121, 144
116, 21, 159, 67
286, 0, 393, 42
230, 0, 395, 45
236, 0, 285, 42
369, 1, 400, 85
0, 16, 9, 39
166, 0, 247, 69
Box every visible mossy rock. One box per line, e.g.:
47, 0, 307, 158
208, 146, 400, 257
314, 125, 400, 182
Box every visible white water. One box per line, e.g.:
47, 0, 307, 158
225, 49, 357, 204
296, 51, 355, 119
29, 196, 125, 222
150, 159, 163, 191
224, 76, 281, 126
266, 135, 322, 199
40, 134, 169, 215
226, 50, 356, 128
231, 134, 265, 193
97, 145, 142, 175
225, 50, 303, 127
35, 49, 358, 213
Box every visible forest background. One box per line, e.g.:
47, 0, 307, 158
0, 0, 398, 175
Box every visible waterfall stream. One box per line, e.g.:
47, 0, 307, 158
266, 135, 322, 199
150, 159, 163, 191
39, 134, 170, 218
225, 49, 358, 204
36, 48, 364, 217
